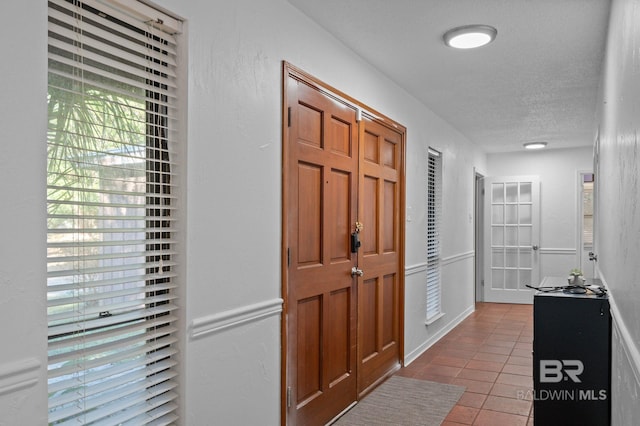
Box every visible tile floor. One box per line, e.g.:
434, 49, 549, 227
396, 302, 534, 426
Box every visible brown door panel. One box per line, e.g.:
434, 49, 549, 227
286, 76, 358, 426
357, 117, 403, 396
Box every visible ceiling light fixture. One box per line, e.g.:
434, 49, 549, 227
443, 25, 497, 49
523, 142, 548, 150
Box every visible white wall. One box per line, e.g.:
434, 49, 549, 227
0, 1, 486, 424
0, 2, 48, 424
595, 0, 640, 423
149, 0, 487, 423
404, 125, 486, 363
487, 147, 594, 281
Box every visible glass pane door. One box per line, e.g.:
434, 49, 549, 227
484, 176, 539, 303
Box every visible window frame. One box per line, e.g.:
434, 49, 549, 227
426, 147, 443, 324
46, 0, 183, 423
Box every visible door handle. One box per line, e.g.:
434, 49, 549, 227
351, 267, 364, 277
532, 245, 539, 251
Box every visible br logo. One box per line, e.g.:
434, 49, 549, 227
540, 360, 584, 383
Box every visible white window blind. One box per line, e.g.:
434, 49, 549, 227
426, 148, 442, 321
582, 179, 594, 248
47, 0, 181, 424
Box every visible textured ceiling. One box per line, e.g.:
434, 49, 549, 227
287, 0, 611, 153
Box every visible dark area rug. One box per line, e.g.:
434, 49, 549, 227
332, 376, 465, 426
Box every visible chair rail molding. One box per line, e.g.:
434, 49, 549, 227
406, 250, 475, 277
190, 298, 284, 340
0, 357, 41, 396
405, 262, 428, 276
441, 250, 475, 266
539, 247, 576, 255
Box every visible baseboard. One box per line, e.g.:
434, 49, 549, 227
190, 298, 284, 340
404, 304, 475, 366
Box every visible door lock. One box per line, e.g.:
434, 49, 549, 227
351, 232, 361, 253
351, 267, 364, 277
351, 222, 363, 253
532, 245, 539, 251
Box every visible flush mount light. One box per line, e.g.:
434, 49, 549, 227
443, 25, 497, 49
523, 142, 548, 150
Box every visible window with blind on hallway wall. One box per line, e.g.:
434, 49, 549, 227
426, 148, 442, 322
47, 0, 182, 424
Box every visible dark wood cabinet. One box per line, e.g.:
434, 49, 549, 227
533, 278, 611, 426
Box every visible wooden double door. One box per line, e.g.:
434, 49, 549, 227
282, 63, 405, 426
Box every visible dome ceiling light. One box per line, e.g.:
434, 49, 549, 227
523, 142, 548, 150
443, 25, 497, 49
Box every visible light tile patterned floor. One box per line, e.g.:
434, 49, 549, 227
396, 302, 534, 426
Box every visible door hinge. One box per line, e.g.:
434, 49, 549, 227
287, 248, 290, 267
287, 107, 292, 127
287, 386, 292, 408
481, 279, 485, 287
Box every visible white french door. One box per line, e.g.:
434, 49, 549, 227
483, 176, 540, 303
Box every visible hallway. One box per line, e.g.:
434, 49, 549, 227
6, 1, 640, 424
397, 303, 534, 426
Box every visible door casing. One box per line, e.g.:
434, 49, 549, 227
474, 171, 485, 303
